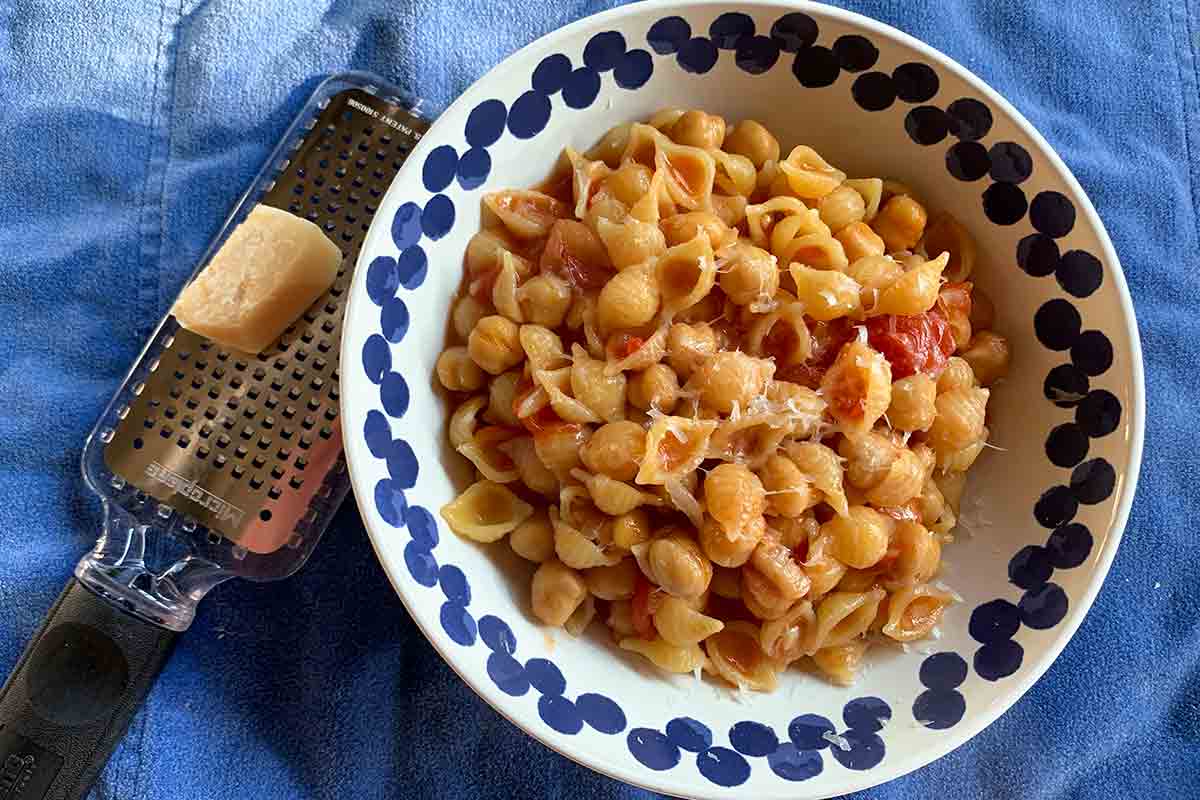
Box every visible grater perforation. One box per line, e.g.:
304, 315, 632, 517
83, 77, 428, 601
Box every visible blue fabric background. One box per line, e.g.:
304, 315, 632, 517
1, 0, 1197, 797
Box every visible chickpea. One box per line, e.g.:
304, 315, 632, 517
961, 330, 1011, 387
937, 356, 977, 393
518, 273, 572, 328
888, 373, 937, 431
835, 221, 887, 263
586, 557, 639, 600
465, 228, 515, 277
742, 536, 810, 620
660, 211, 734, 248
648, 533, 713, 599
773, 513, 819, 550
670, 110, 726, 150
709, 193, 748, 228
531, 559, 588, 626
468, 315, 523, 375
533, 423, 590, 475
510, 510, 556, 563
436, 346, 486, 392
821, 506, 893, 569
970, 287, 996, 331
579, 421, 646, 482
666, 322, 717, 380
486, 370, 522, 426
704, 463, 767, 532
452, 295, 488, 342
818, 185, 867, 233
718, 243, 779, 306
694, 351, 773, 415
890, 521, 940, 585
597, 264, 660, 331
627, 363, 680, 413
872, 194, 928, 253
838, 432, 899, 490
722, 119, 780, 168
758, 455, 815, 517
611, 508, 652, 550
698, 513, 764, 568
606, 162, 653, 207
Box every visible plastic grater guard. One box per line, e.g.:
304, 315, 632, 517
78, 76, 428, 629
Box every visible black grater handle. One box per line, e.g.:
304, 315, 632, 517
0, 578, 177, 800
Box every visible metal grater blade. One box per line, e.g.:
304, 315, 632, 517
101, 86, 428, 560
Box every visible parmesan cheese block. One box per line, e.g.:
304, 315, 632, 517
172, 205, 342, 353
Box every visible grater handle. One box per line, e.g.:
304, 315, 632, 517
0, 578, 177, 800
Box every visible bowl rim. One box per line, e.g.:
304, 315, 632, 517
340, 1, 1147, 797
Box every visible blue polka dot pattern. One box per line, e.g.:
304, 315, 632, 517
365, 256, 399, 305
666, 717, 712, 752
842, 697, 891, 733
422, 144, 458, 192
478, 615, 516, 654
380, 296, 409, 343
735, 36, 780, 75
628, 728, 681, 770
405, 505, 439, 550
361, 334, 391, 385
403, 541, 438, 587
677, 37, 719, 74
1019, 583, 1069, 629
696, 747, 751, 787
487, 652, 529, 696
892, 62, 939, 101
373, 479, 407, 527
768, 744, 823, 781
709, 12, 754, 49
614, 49, 654, 89
465, 99, 506, 147
1008, 545, 1054, 590
577, 693, 626, 734
380, 371, 409, 418
563, 67, 602, 109
583, 31, 626, 71
525, 658, 566, 696
420, 194, 455, 240
646, 16, 690, 55
390, 201, 422, 250
355, 10, 1129, 785
385, 438, 418, 488
532, 53, 572, 94
831, 728, 885, 771
363, 409, 390, 458
729, 721, 778, 757
539, 695, 583, 734
396, 245, 428, 290
440, 602, 476, 646
439, 564, 471, 605
974, 639, 1024, 681
456, 148, 491, 190
770, 12, 818, 52
834, 34, 879, 72
919, 653, 968, 691
507, 90, 552, 138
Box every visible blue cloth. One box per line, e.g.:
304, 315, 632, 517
0, 0, 1197, 797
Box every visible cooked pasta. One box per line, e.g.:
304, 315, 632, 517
438, 109, 1010, 691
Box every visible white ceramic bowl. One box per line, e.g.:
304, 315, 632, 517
340, 2, 1144, 797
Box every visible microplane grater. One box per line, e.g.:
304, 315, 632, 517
79, 73, 429, 629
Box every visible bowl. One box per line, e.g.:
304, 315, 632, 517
339, 2, 1144, 797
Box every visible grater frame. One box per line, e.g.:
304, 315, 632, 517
76, 72, 429, 629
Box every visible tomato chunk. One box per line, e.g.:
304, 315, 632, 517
866, 311, 954, 379
631, 575, 658, 640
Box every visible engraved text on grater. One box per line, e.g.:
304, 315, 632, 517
144, 461, 245, 526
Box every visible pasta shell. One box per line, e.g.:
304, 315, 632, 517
656, 232, 717, 315
440, 480, 534, 543
812, 639, 868, 686
778, 145, 846, 199
500, 436, 558, 496
483, 190, 569, 239
707, 413, 791, 469
636, 415, 718, 485
845, 178, 883, 221
564, 593, 597, 637
654, 596, 724, 647
491, 251, 526, 323
565, 146, 612, 220
760, 599, 817, 664
570, 344, 627, 422
449, 395, 487, 449
519, 324, 569, 373
619, 636, 707, 673
710, 150, 757, 196
705, 621, 779, 691
571, 469, 661, 516
746, 303, 812, 366
655, 139, 716, 210
882, 584, 954, 641
596, 215, 667, 270
535, 367, 600, 424
819, 340, 892, 435
872, 252, 948, 316
551, 506, 621, 569
785, 442, 850, 516
812, 587, 886, 649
